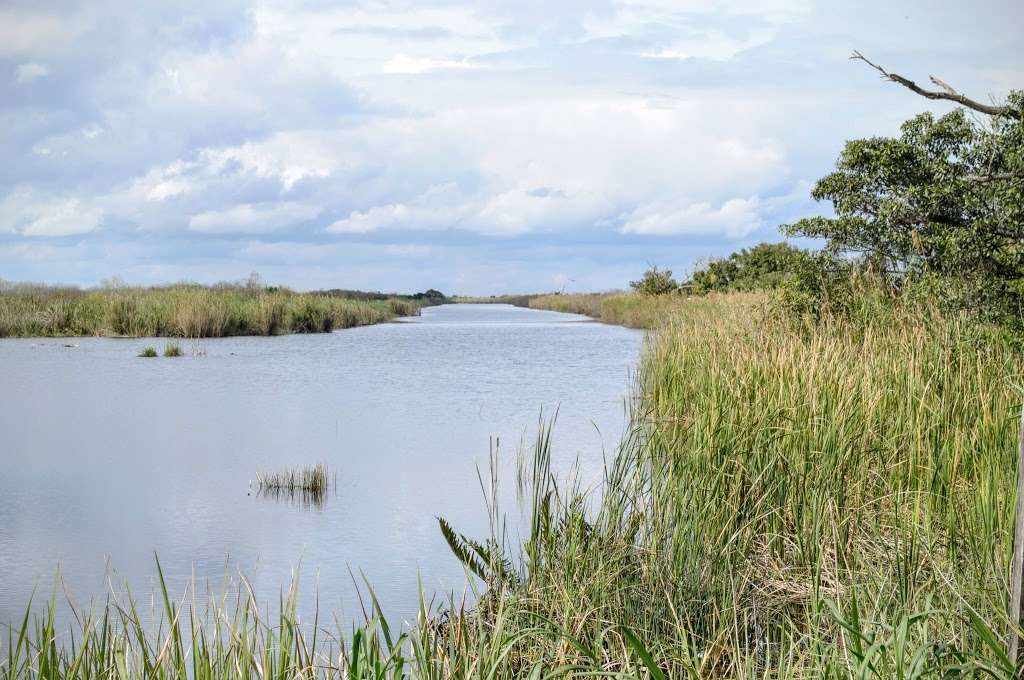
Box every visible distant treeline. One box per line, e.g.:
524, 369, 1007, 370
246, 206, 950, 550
317, 287, 448, 304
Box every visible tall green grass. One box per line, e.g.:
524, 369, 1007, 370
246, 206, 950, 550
449, 294, 1023, 676
0, 283, 418, 338
528, 291, 724, 329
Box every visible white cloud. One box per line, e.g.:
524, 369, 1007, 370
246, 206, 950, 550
620, 196, 763, 236
0, 189, 103, 237
2, 0, 1020, 290
15, 62, 50, 84
189, 202, 320, 234
0, 10, 87, 57
382, 54, 482, 74
328, 205, 411, 233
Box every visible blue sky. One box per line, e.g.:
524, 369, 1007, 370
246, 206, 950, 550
1, 0, 1021, 294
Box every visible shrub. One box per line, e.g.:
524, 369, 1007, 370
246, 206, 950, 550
629, 266, 679, 296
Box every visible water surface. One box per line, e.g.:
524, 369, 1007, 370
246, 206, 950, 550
0, 304, 641, 626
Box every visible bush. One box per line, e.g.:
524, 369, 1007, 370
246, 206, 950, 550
629, 266, 679, 296
689, 242, 809, 294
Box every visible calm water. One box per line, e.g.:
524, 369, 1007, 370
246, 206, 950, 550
0, 304, 641, 627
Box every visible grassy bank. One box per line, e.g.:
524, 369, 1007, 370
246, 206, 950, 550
439, 292, 1023, 676
451, 292, 1023, 676
4, 292, 1023, 677
0, 284, 418, 338
528, 291, 706, 329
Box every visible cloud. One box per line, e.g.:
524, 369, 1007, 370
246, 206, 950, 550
0, 188, 103, 237
15, 63, 50, 84
0, 0, 1021, 291
0, 9, 88, 57
382, 54, 483, 74
188, 202, 320, 234
620, 197, 763, 236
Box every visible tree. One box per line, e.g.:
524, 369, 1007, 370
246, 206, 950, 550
785, 54, 1024, 322
689, 242, 808, 294
630, 266, 679, 295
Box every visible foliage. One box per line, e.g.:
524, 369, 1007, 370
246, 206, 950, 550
444, 293, 1023, 676
628, 266, 679, 296
786, 92, 1024, 325
412, 289, 447, 302
688, 242, 809, 294
5, 293, 1024, 678
0, 283, 418, 338
138, 346, 157, 358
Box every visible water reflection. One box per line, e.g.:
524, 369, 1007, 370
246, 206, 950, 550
0, 304, 642, 627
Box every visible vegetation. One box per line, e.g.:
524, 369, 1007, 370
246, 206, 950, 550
451, 294, 538, 307
437, 291, 1024, 677
0, 281, 419, 338
786, 56, 1023, 326
162, 342, 182, 357
254, 464, 333, 508
528, 291, 723, 329
317, 287, 447, 306
138, 346, 157, 358
689, 242, 809, 294
3, 57, 1023, 679
629, 266, 679, 296
255, 463, 329, 493
7, 291, 1022, 678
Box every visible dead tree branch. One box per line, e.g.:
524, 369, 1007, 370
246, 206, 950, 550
851, 51, 1021, 121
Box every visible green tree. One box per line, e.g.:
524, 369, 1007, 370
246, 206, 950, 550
630, 266, 679, 295
689, 242, 808, 294
785, 53, 1023, 322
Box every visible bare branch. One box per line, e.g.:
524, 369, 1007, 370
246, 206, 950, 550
929, 76, 958, 97
851, 51, 1020, 120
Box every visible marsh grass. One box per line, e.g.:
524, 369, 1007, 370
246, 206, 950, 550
435, 293, 1024, 677
254, 464, 334, 509
5, 292, 1024, 678
0, 284, 417, 338
256, 463, 331, 494
138, 347, 157, 358
162, 342, 182, 357
528, 291, 713, 329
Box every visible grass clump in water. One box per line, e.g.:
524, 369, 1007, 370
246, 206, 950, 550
254, 463, 333, 509
162, 342, 182, 357
138, 346, 157, 358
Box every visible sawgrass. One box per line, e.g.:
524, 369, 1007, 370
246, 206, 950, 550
436, 292, 1024, 676
0, 283, 417, 338
4, 291, 1023, 678
528, 291, 705, 329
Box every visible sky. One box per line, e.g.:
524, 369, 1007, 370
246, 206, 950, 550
1, 0, 1021, 294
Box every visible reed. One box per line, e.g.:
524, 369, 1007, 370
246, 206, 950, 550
435, 293, 1024, 677
138, 346, 157, 358
162, 342, 182, 357
5, 292, 1023, 678
255, 464, 331, 495
0, 283, 417, 338
527, 291, 709, 329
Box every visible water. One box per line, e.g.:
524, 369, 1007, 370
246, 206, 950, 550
0, 304, 642, 627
